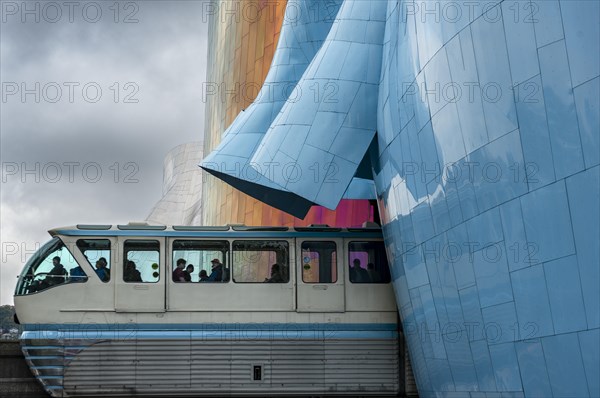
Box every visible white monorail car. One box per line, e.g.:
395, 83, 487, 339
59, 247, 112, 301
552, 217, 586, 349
14, 223, 401, 397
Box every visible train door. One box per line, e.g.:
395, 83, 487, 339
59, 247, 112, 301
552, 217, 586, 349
296, 238, 345, 312
115, 237, 166, 312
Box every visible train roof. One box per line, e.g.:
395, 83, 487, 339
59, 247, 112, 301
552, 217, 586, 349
49, 223, 384, 239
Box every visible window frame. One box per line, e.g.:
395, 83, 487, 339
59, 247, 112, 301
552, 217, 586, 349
231, 240, 290, 284
123, 239, 161, 284
300, 240, 338, 284
171, 239, 230, 283
76, 239, 111, 283
347, 240, 391, 284
14, 237, 82, 295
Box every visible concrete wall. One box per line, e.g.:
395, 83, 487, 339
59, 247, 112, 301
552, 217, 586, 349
0, 341, 46, 397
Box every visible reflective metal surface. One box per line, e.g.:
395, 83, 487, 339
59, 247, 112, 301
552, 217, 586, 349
203, 0, 600, 396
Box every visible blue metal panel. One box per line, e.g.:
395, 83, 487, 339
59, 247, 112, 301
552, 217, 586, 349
445, 179, 463, 228
566, 166, 600, 328
423, 46, 453, 119
426, 358, 455, 392
542, 333, 590, 397
418, 122, 441, 184
561, 0, 600, 87
499, 199, 530, 272
407, 124, 427, 200
578, 329, 600, 397
544, 255, 588, 334
431, 103, 466, 165
473, 246, 513, 309
515, 340, 552, 398
447, 224, 474, 290
408, 288, 433, 362
481, 302, 518, 345
470, 14, 518, 142
470, 340, 497, 391
501, 1, 539, 84
514, 74, 556, 190
533, 0, 564, 48
510, 265, 555, 338
455, 169, 479, 221
412, 200, 435, 245
501, 393, 525, 398
520, 181, 576, 263
466, 207, 503, 254
444, 334, 478, 391
446, 29, 488, 154
419, 284, 447, 360
468, 130, 527, 212
428, 182, 451, 236
538, 40, 585, 180
403, 244, 429, 289
574, 77, 600, 168
458, 286, 484, 343
488, 342, 522, 392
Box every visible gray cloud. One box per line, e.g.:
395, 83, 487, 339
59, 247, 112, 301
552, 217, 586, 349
0, 0, 209, 304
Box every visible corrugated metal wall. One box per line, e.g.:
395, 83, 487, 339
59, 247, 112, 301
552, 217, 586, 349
61, 338, 399, 396
404, 344, 418, 397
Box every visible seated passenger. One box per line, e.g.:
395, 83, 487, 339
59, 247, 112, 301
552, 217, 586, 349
46, 256, 68, 286
173, 258, 187, 282
69, 265, 88, 283
199, 269, 209, 282
183, 264, 194, 282
95, 257, 110, 282
28, 256, 68, 292
124, 260, 142, 282
264, 263, 284, 283
349, 259, 369, 283
206, 258, 224, 282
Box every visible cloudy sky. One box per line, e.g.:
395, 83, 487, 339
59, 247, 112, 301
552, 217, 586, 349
0, 1, 209, 304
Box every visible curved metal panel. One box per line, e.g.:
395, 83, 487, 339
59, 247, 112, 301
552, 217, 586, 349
250, 0, 387, 210
200, 0, 344, 218
374, 1, 600, 397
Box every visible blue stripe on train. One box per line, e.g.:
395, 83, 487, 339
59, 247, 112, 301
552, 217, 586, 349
22, 323, 398, 340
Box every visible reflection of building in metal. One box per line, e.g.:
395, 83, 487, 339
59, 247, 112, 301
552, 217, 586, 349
203, 0, 600, 397
147, 142, 203, 225
201, 0, 375, 227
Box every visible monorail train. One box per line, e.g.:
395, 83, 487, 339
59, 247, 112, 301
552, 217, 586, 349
14, 223, 401, 397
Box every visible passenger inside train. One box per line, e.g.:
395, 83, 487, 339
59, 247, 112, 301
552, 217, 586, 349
124, 260, 143, 282
184, 264, 194, 282
199, 269, 209, 281
264, 263, 284, 283
173, 258, 187, 282
95, 257, 110, 282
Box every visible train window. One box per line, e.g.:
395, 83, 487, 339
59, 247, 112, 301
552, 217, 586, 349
123, 240, 160, 283
232, 241, 289, 283
76, 239, 111, 282
348, 241, 391, 283
172, 240, 229, 282
301, 241, 337, 283
15, 237, 81, 295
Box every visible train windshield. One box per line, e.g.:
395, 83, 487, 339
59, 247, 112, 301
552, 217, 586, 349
14, 237, 84, 296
